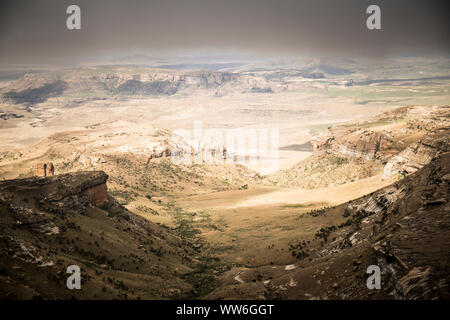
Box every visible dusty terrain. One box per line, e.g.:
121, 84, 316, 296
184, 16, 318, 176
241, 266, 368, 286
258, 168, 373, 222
0, 58, 449, 299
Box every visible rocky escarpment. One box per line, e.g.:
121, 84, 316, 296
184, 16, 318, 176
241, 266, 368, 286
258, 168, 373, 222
210, 152, 450, 300
383, 127, 450, 177
0, 171, 202, 299
105, 70, 239, 95
326, 152, 450, 299
0, 171, 109, 227
114, 79, 180, 95
0, 171, 112, 254
312, 106, 449, 163
273, 105, 450, 188
2, 80, 68, 105
0, 67, 241, 104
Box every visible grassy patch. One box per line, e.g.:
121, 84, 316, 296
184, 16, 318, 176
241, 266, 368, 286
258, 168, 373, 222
281, 202, 327, 208
165, 202, 227, 299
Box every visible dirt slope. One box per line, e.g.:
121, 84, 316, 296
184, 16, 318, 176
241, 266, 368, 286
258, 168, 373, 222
208, 150, 450, 299
0, 171, 211, 299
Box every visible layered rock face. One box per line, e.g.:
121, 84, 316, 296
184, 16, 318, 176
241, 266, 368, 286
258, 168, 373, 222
311, 105, 450, 176
0, 171, 109, 219
108, 70, 239, 94
41, 171, 109, 209
312, 124, 407, 162
335, 131, 393, 161
81, 183, 108, 206
98, 70, 238, 90
222, 152, 450, 300
0, 170, 198, 299
0, 68, 241, 104
0, 171, 110, 247
343, 152, 450, 299
339, 152, 450, 299
273, 106, 448, 189
382, 127, 450, 177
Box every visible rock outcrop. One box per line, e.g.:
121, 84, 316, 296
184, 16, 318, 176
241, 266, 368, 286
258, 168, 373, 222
0, 67, 241, 105
382, 127, 450, 177
210, 152, 450, 300
0, 171, 109, 219
311, 123, 405, 162
361, 152, 449, 299
312, 106, 449, 162
0, 170, 201, 299
289, 105, 450, 187
337, 151, 450, 299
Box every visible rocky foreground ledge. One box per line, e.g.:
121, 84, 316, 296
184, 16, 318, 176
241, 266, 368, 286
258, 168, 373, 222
0, 171, 109, 215
0, 170, 199, 299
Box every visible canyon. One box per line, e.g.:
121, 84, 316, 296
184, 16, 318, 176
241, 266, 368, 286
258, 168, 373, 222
0, 59, 448, 300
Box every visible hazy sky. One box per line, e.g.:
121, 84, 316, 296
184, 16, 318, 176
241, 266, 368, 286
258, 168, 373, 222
0, 0, 449, 66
